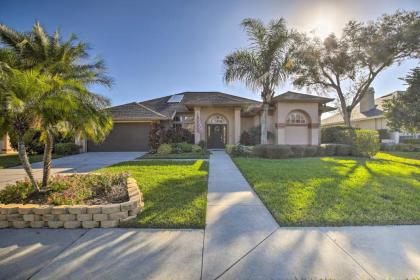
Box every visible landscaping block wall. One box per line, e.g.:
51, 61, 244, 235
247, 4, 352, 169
0, 177, 143, 229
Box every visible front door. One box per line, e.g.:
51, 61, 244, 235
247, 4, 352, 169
207, 124, 227, 148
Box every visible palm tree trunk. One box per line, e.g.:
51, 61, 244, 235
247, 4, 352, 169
17, 138, 40, 191
41, 131, 54, 190
260, 103, 269, 144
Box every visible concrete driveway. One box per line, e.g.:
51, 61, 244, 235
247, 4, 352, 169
0, 152, 145, 189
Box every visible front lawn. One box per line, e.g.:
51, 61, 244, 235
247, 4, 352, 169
386, 151, 420, 160
140, 152, 210, 159
97, 160, 208, 228
0, 154, 62, 169
233, 152, 420, 226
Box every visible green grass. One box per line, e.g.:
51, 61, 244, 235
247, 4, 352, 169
0, 154, 62, 169
386, 151, 420, 160
139, 152, 210, 159
233, 152, 420, 226
97, 160, 208, 228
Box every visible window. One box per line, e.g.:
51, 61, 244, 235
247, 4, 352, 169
286, 111, 307, 125
207, 114, 227, 125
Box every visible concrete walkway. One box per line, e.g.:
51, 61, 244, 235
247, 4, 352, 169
0, 152, 144, 189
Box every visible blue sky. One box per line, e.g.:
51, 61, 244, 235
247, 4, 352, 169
1, 0, 419, 106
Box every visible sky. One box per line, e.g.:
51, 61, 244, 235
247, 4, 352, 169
1, 0, 419, 107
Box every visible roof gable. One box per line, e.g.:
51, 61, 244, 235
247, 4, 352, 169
272, 91, 333, 103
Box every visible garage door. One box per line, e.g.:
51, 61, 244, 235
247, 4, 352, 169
87, 122, 150, 152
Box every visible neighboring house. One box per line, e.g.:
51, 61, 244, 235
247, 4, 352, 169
0, 134, 13, 154
321, 91, 413, 143
82, 91, 334, 152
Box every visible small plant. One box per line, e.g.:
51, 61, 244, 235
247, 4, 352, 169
239, 131, 253, 146
321, 126, 357, 145
157, 144, 172, 155
351, 130, 380, 157
176, 142, 193, 153
191, 144, 202, 153
54, 143, 80, 155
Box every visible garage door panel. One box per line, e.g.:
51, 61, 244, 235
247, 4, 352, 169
87, 123, 150, 152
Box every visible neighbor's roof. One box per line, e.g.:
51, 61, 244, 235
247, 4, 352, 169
322, 91, 401, 125
271, 91, 334, 104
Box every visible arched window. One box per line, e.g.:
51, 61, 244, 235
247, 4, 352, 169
207, 114, 227, 125
286, 111, 307, 125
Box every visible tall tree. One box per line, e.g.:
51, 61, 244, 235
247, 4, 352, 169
383, 68, 420, 133
224, 18, 295, 144
0, 22, 113, 190
292, 11, 419, 127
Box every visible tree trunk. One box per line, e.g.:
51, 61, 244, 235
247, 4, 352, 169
260, 103, 269, 144
342, 107, 352, 128
17, 138, 40, 191
41, 131, 54, 190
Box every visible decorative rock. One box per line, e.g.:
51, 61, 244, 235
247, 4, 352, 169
120, 215, 137, 223
86, 205, 102, 214
12, 221, 29, 228
128, 207, 140, 216
0, 214, 6, 221
93, 213, 108, 221
7, 214, 23, 221
23, 214, 36, 222
18, 204, 37, 214
30, 221, 45, 228
0, 221, 9, 228
58, 214, 76, 222
77, 213, 92, 221
64, 221, 81, 229
101, 220, 119, 228
33, 205, 52, 215
82, 221, 99, 228
101, 204, 120, 214
120, 201, 136, 211
109, 211, 128, 220
3, 204, 20, 214
51, 206, 68, 215
68, 206, 87, 215
48, 221, 64, 228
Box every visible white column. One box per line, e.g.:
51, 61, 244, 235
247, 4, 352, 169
234, 107, 241, 144
75, 136, 87, 153
194, 107, 201, 144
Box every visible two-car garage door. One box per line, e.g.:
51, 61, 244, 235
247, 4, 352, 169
87, 122, 150, 152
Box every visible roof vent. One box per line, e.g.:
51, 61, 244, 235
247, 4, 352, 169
167, 94, 184, 103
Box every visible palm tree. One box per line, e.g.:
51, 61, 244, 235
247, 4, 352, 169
0, 22, 113, 190
224, 18, 295, 144
0, 69, 52, 190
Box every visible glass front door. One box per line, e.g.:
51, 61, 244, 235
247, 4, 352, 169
207, 124, 227, 148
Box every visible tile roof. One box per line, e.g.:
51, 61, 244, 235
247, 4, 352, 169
271, 91, 334, 103
321, 91, 401, 125
109, 102, 169, 121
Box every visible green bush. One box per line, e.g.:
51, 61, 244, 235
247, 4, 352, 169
395, 143, 416, 152
54, 143, 80, 155
351, 130, 380, 157
380, 143, 396, 151
401, 139, 420, 145
269, 145, 292, 159
225, 144, 236, 155
320, 144, 337, 156
225, 144, 253, 157
198, 140, 207, 149
377, 129, 390, 140
239, 131, 253, 146
0, 180, 35, 203
9, 129, 44, 154
157, 144, 172, 155
336, 144, 352, 156
304, 146, 318, 157
321, 126, 356, 145
191, 144, 202, 153
176, 142, 193, 153
290, 145, 305, 158
253, 144, 267, 158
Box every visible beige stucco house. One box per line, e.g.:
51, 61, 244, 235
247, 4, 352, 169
83, 91, 334, 152
321, 91, 408, 143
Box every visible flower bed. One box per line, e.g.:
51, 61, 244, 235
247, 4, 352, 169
0, 175, 143, 229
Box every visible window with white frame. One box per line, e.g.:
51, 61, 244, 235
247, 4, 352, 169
286, 111, 307, 125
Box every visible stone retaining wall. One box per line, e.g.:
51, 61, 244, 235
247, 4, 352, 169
0, 177, 143, 229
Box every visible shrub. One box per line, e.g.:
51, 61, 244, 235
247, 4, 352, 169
157, 144, 172, 155
0, 180, 34, 203
248, 126, 274, 145
317, 145, 326, 156
164, 127, 194, 144
225, 144, 236, 155
9, 129, 44, 154
290, 145, 305, 158
253, 144, 267, 158
336, 144, 352, 156
304, 146, 318, 157
320, 144, 337, 156
239, 131, 254, 146
377, 129, 390, 140
149, 123, 164, 151
54, 143, 80, 155
176, 142, 193, 153
395, 143, 416, 152
401, 139, 420, 145
191, 144, 202, 153
380, 143, 396, 151
266, 145, 292, 159
321, 126, 356, 145
351, 130, 380, 157
198, 140, 207, 149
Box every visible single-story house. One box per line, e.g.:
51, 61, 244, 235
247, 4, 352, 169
321, 91, 417, 143
80, 91, 334, 152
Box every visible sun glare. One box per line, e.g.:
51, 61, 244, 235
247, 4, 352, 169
312, 17, 335, 39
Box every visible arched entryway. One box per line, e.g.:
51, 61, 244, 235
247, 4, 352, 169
206, 114, 228, 148
285, 110, 311, 145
